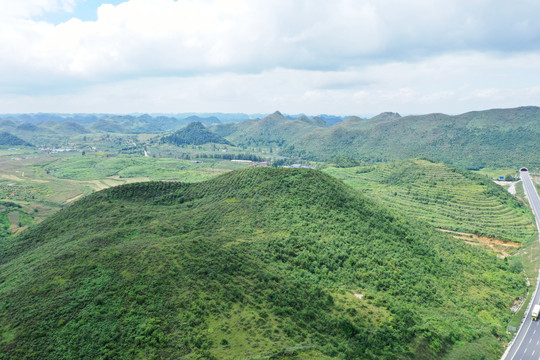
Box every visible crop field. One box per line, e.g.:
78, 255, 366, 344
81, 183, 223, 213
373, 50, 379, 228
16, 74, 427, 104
43, 155, 249, 181
324, 159, 537, 245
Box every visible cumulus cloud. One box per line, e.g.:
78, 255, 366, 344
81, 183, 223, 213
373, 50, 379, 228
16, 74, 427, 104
1, 0, 540, 114
2, 52, 539, 115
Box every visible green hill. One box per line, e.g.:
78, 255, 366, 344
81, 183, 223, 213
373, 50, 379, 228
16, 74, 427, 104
0, 167, 524, 359
212, 111, 328, 147
0, 131, 32, 146
162, 121, 232, 146
0, 120, 17, 131
55, 121, 90, 135
90, 119, 128, 133
15, 123, 40, 132
324, 159, 537, 244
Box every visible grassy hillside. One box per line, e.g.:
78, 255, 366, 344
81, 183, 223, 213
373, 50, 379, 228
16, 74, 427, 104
0, 132, 32, 146
324, 159, 536, 244
0, 167, 526, 359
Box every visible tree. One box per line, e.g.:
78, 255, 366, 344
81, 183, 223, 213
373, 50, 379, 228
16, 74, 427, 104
504, 174, 515, 181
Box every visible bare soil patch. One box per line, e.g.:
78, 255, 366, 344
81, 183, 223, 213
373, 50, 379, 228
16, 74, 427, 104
64, 193, 85, 204
438, 228, 520, 258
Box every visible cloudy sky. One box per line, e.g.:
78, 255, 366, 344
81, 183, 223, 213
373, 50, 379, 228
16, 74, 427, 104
1, 0, 540, 116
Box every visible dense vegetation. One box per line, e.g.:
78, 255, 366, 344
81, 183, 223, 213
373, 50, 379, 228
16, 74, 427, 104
161, 122, 233, 146
213, 107, 540, 169
0, 167, 525, 359
212, 111, 328, 147
0, 202, 34, 239
325, 159, 536, 243
295, 107, 540, 169
0, 131, 32, 146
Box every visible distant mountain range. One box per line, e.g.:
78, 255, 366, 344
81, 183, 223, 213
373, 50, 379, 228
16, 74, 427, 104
212, 106, 540, 169
0, 112, 348, 130
1, 107, 538, 169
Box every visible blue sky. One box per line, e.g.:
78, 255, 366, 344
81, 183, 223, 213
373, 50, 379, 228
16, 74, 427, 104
38, 0, 126, 24
1, 0, 540, 116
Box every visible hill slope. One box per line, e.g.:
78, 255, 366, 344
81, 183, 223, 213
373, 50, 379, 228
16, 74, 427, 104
161, 121, 232, 146
0, 131, 32, 146
324, 159, 536, 244
0, 168, 524, 359
212, 111, 328, 147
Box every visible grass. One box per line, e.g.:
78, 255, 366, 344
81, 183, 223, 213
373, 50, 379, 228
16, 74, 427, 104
477, 168, 520, 180
43, 154, 250, 181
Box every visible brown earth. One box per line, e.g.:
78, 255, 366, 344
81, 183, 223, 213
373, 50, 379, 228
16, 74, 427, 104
438, 228, 520, 258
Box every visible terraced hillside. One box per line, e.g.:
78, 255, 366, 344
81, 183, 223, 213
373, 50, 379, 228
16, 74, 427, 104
0, 167, 526, 359
324, 159, 537, 244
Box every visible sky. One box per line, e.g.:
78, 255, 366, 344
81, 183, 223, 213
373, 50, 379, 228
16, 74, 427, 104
1, 0, 540, 116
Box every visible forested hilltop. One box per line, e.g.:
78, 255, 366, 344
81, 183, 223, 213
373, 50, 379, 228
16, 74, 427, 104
161, 121, 232, 146
213, 106, 540, 169
0, 167, 525, 359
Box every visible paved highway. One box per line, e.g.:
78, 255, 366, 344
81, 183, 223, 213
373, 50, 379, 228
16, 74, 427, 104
502, 170, 540, 360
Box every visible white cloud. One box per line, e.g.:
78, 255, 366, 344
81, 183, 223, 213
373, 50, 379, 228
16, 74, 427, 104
2, 52, 540, 115
1, 0, 540, 114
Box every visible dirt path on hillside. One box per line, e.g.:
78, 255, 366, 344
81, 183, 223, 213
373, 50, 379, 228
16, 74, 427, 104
64, 193, 85, 204
438, 228, 520, 258
494, 180, 518, 195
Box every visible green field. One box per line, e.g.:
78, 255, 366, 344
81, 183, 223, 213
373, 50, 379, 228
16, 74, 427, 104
43, 155, 249, 181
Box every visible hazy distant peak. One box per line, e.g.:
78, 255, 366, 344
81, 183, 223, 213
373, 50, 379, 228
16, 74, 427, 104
370, 112, 402, 122
161, 121, 232, 146
339, 116, 365, 126
184, 115, 221, 125
0, 119, 17, 128
16, 122, 39, 132
260, 111, 287, 123
42, 119, 59, 127
295, 115, 328, 127
0, 131, 33, 146
184, 121, 206, 129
